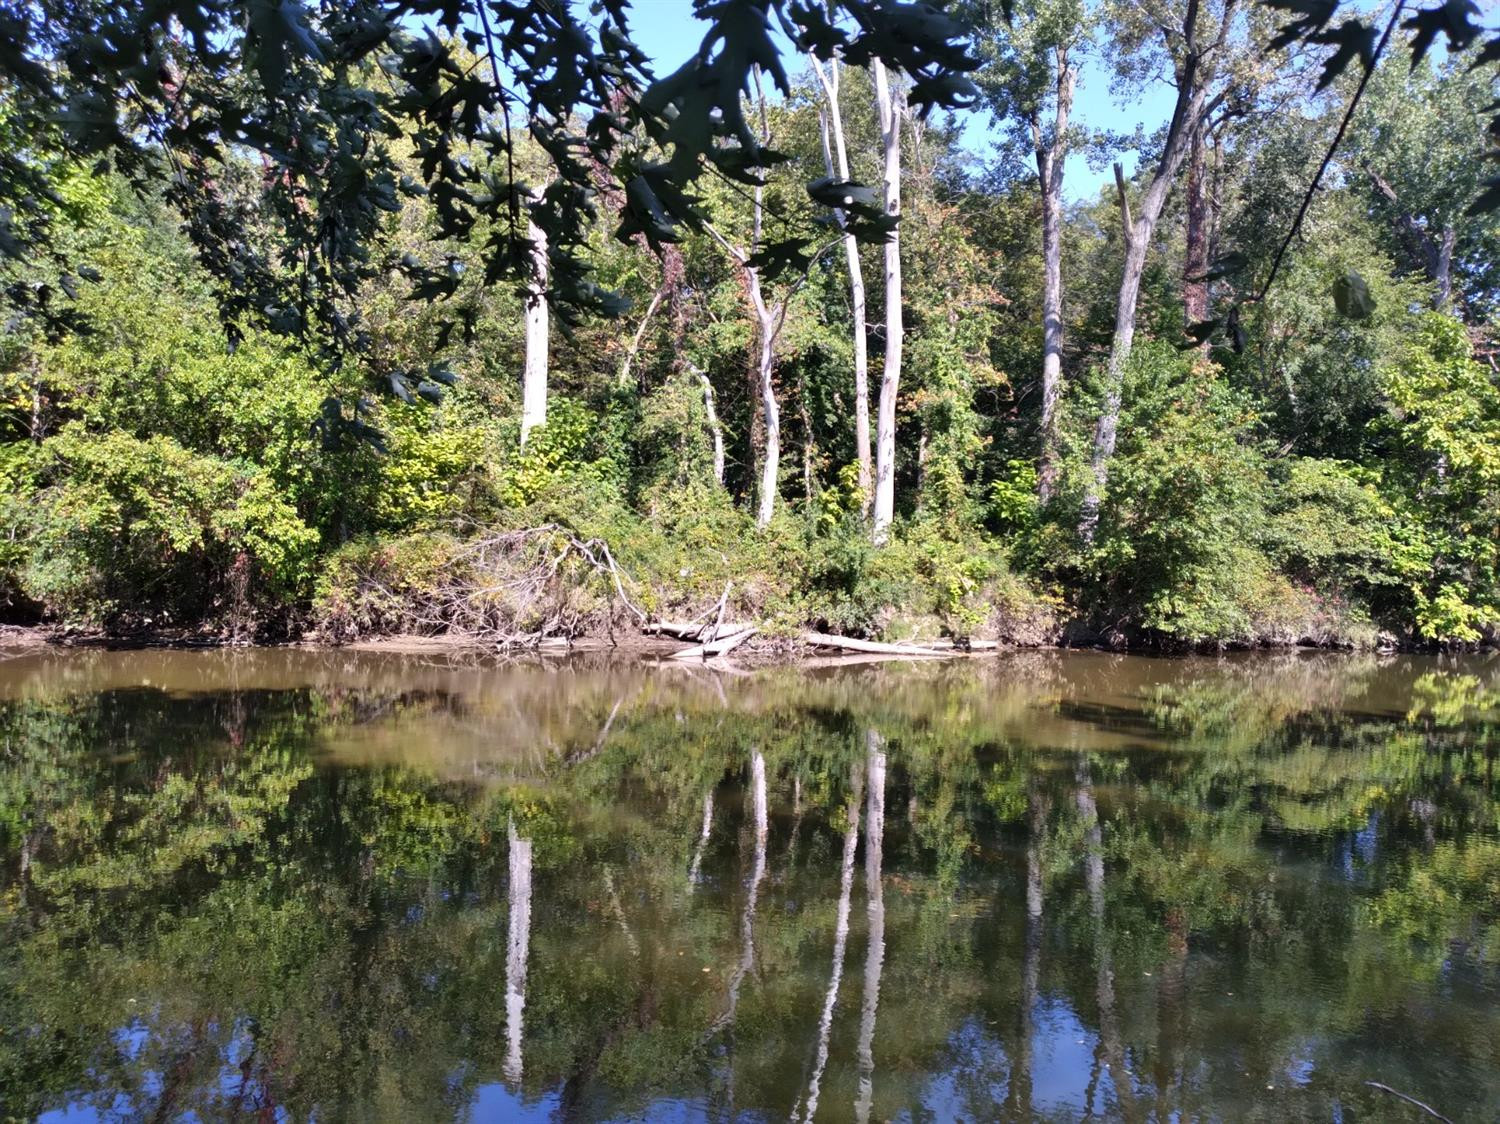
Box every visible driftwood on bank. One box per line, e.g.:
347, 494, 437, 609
670, 626, 759, 661
800, 632, 958, 657
653, 625, 1000, 661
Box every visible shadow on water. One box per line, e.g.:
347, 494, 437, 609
0, 646, 1497, 1121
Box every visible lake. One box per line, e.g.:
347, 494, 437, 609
1, 647, 1496, 1122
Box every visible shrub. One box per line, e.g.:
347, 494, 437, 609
20, 427, 318, 631
1086, 344, 1273, 644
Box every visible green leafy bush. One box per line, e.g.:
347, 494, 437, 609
21, 427, 318, 629
1084, 343, 1273, 644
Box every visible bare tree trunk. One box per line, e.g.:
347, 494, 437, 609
1036, 49, 1075, 505
1079, 0, 1228, 541
702, 217, 783, 525
871, 60, 903, 547
504, 819, 534, 1085
855, 730, 887, 1123
520, 190, 549, 447
1183, 120, 1210, 331
798, 377, 816, 505
752, 292, 781, 527
619, 286, 665, 389
695, 367, 727, 487
1435, 225, 1456, 310
812, 54, 873, 509
796, 759, 865, 1122
1080, 97, 1207, 541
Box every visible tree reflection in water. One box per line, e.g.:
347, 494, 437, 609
0, 648, 1497, 1121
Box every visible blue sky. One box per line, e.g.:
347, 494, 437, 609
622, 0, 1179, 202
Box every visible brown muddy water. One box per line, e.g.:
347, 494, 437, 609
0, 647, 1497, 1122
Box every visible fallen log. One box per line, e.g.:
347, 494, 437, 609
800, 632, 956, 657
643, 620, 708, 639
670, 626, 758, 661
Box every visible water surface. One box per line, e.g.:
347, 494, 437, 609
1, 648, 1497, 1122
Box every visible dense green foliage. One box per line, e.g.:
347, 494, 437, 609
1, 9, 1497, 648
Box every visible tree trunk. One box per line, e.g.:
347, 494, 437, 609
1080, 0, 1221, 541
752, 295, 781, 527
871, 60, 903, 547
696, 367, 726, 487
812, 55, 873, 510
1368, 169, 1459, 310
1435, 225, 1456, 310
1035, 49, 1075, 504
1080, 97, 1205, 541
701, 213, 781, 524
798, 375, 816, 504
520, 192, 549, 447
1183, 119, 1210, 331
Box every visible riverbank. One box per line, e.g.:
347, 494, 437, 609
3, 618, 1474, 660
7, 512, 1490, 657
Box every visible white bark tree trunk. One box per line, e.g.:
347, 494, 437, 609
702, 218, 783, 525
504, 819, 533, 1085
871, 60, 903, 547
812, 54, 873, 509
520, 191, 549, 448
752, 290, 781, 528
701, 372, 727, 487
1036, 50, 1075, 504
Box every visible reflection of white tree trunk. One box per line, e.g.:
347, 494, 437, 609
722, 751, 769, 1032
688, 789, 715, 889
797, 759, 866, 1122
505, 819, 534, 1086
855, 731, 887, 1123
604, 866, 639, 958
1076, 758, 1136, 1120
1015, 787, 1044, 1117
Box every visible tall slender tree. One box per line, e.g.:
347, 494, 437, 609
871, 60, 905, 546
811, 52, 875, 510
520, 188, 550, 447
973, 0, 1086, 503
1080, 0, 1243, 541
